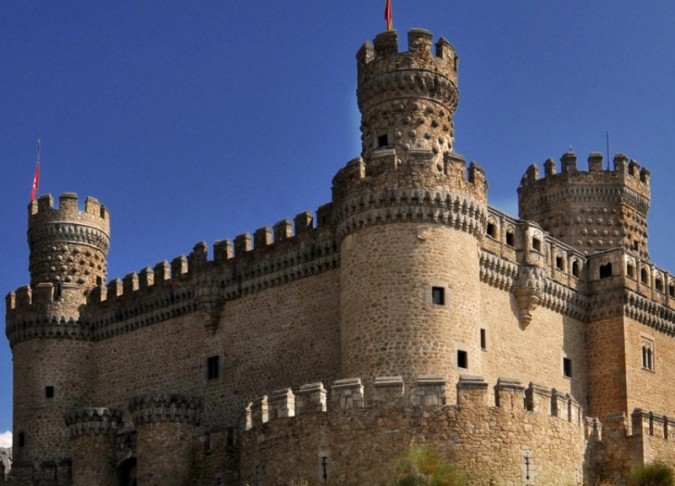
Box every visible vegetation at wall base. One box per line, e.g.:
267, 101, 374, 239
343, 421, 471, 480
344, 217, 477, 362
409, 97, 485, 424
392, 445, 467, 486
628, 462, 674, 486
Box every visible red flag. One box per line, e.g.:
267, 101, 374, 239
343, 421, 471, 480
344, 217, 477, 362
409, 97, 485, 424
384, 0, 393, 31
30, 160, 40, 202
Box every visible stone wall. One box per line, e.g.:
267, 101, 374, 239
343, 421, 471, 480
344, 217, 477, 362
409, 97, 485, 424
241, 376, 590, 486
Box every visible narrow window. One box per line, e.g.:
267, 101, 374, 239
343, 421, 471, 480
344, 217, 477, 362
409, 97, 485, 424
599, 263, 612, 279
377, 134, 389, 148
480, 329, 487, 350
627, 263, 635, 279
457, 350, 468, 369
656, 278, 664, 292
572, 261, 580, 278
563, 357, 572, 378
555, 256, 564, 271
506, 231, 515, 247
18, 432, 25, 448
206, 356, 220, 380
532, 237, 541, 252
486, 223, 496, 238
641, 268, 648, 284
432, 287, 445, 305
45, 386, 54, 399
642, 339, 655, 371
669, 284, 675, 298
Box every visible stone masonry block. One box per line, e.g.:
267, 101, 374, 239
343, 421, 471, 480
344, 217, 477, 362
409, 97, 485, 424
295, 382, 327, 415
415, 376, 447, 406
456, 375, 487, 407
331, 378, 364, 410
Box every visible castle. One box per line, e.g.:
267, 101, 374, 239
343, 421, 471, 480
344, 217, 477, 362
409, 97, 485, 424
5, 26, 675, 485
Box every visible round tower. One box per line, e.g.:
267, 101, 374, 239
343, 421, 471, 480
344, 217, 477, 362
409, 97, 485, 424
6, 193, 109, 478
28, 192, 110, 289
518, 151, 650, 260
332, 29, 488, 393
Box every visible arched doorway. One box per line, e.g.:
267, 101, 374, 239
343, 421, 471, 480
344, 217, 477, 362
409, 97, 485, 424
119, 457, 137, 486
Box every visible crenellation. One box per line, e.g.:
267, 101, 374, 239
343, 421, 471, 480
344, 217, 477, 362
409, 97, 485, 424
552, 389, 570, 419
273, 219, 292, 242
234, 233, 252, 255
526, 382, 552, 413
588, 152, 604, 172
407, 28, 433, 55
123, 273, 138, 295
213, 239, 233, 263
631, 409, 651, 437
171, 255, 188, 277
65, 407, 124, 439
561, 150, 578, 173
415, 376, 447, 406
544, 158, 556, 176
107, 279, 123, 300
494, 377, 525, 410
154, 260, 171, 282
330, 378, 364, 410
268, 388, 295, 419
293, 211, 313, 234
455, 375, 486, 407
295, 382, 327, 415
250, 396, 269, 428
253, 227, 272, 249
138, 267, 154, 289
189, 242, 209, 271
372, 376, 404, 405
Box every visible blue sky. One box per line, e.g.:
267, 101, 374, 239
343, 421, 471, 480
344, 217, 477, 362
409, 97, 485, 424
3, 1, 675, 443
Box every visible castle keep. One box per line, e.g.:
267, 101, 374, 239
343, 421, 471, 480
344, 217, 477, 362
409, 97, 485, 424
5, 27, 675, 485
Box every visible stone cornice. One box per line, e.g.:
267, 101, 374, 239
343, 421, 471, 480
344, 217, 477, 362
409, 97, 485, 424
28, 221, 110, 252
6, 317, 92, 347
65, 407, 124, 438
130, 394, 203, 425
625, 290, 675, 336
335, 188, 487, 241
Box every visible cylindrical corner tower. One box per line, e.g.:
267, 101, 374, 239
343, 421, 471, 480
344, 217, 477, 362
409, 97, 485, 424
6, 192, 110, 478
333, 29, 488, 394
518, 151, 651, 259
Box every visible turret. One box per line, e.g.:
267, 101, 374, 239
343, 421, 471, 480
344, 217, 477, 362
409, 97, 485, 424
518, 152, 650, 259
5, 193, 108, 479
333, 30, 488, 398
28, 192, 110, 290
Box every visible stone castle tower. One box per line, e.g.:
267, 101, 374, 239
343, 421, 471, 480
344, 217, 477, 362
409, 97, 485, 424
6, 27, 675, 486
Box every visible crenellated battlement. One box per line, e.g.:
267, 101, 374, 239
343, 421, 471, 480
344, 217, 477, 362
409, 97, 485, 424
243, 375, 585, 430
65, 407, 124, 439
332, 151, 488, 242
28, 193, 111, 289
518, 151, 651, 260
356, 29, 460, 166
130, 393, 203, 425
357, 29, 458, 105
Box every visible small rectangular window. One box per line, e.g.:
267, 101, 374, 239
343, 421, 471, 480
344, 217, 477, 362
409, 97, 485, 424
45, 386, 54, 399
207, 356, 220, 380
506, 231, 515, 247
18, 432, 25, 447
532, 237, 541, 252
377, 134, 389, 148
480, 329, 487, 350
457, 350, 468, 369
486, 223, 496, 238
555, 256, 564, 270
432, 287, 445, 305
563, 357, 572, 378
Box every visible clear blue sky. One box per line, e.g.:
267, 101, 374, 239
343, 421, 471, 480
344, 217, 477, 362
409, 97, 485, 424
3, 1, 675, 442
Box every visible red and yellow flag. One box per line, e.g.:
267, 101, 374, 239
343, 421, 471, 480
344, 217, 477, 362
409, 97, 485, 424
384, 0, 393, 31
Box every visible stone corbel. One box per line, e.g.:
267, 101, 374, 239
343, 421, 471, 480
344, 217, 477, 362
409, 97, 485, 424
514, 264, 546, 327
